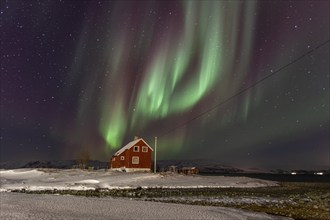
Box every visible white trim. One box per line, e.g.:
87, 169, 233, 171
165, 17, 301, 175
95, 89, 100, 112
142, 146, 148, 152
133, 146, 139, 152
132, 156, 139, 164
120, 156, 125, 160
113, 138, 153, 156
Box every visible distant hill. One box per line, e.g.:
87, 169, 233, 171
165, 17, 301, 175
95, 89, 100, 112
155, 159, 272, 174
0, 160, 108, 170
157, 160, 330, 175
1, 159, 255, 172
1, 159, 328, 175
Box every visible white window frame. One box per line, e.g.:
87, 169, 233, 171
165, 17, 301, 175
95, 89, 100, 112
133, 146, 139, 152
121, 156, 125, 160
142, 146, 148, 152
132, 156, 139, 164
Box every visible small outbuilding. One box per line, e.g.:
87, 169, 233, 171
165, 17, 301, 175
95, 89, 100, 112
110, 137, 153, 172
178, 167, 199, 175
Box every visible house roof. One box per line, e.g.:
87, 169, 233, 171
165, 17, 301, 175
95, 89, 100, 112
113, 138, 153, 156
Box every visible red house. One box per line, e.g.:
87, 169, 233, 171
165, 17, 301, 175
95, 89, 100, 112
110, 137, 153, 172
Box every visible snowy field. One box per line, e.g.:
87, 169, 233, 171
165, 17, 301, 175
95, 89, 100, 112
0, 168, 277, 192
0, 192, 292, 220
0, 169, 294, 219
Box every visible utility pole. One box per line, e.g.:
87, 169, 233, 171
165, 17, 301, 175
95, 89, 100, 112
154, 136, 157, 174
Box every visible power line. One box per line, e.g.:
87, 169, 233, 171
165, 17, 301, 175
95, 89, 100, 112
159, 39, 330, 137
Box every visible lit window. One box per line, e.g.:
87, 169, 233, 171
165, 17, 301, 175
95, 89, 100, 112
132, 156, 139, 164
142, 146, 148, 152
121, 156, 125, 160
133, 146, 139, 152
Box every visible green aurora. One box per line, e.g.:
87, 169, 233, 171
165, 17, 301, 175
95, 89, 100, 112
99, 1, 258, 150
1, 0, 329, 169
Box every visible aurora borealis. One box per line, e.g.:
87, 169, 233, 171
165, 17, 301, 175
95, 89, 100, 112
1, 0, 329, 169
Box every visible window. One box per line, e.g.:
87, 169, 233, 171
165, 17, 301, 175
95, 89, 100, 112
112, 158, 115, 161
121, 156, 125, 160
142, 146, 148, 152
132, 156, 139, 164
133, 146, 139, 152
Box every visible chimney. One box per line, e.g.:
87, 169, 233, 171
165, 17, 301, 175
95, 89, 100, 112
134, 136, 139, 140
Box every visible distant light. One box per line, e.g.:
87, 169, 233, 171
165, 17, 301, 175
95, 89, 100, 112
291, 172, 297, 175
315, 172, 323, 176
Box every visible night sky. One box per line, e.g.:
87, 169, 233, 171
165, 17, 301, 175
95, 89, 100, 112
1, 0, 329, 169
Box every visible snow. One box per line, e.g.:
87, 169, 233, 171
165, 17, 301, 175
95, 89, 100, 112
0, 169, 44, 178
0, 192, 292, 219
76, 179, 100, 184
114, 138, 153, 156
0, 169, 291, 219
0, 168, 277, 192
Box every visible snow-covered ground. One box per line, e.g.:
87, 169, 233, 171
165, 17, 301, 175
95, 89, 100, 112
0, 192, 292, 220
0, 169, 293, 219
0, 168, 277, 192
